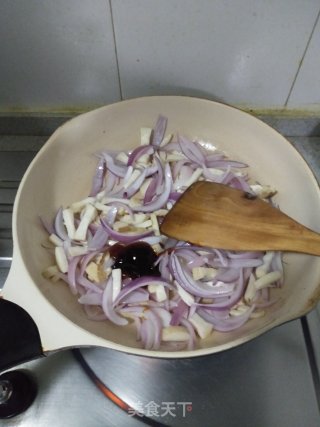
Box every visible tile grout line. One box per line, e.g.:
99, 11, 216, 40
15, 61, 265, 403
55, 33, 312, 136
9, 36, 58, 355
301, 316, 320, 413
109, 0, 123, 101
285, 9, 320, 107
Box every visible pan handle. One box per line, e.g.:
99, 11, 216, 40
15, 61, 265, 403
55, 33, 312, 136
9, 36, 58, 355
0, 298, 44, 372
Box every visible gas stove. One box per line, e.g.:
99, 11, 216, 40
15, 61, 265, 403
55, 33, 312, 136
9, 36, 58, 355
0, 114, 320, 426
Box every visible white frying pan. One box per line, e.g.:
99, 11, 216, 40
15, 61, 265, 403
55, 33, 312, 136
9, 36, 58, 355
1, 96, 320, 371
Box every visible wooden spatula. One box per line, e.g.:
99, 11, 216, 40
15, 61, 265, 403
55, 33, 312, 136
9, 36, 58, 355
160, 181, 320, 256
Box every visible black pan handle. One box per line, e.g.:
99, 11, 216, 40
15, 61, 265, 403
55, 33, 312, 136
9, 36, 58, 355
0, 298, 44, 372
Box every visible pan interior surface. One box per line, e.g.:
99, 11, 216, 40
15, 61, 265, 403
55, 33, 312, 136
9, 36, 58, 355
12, 96, 320, 356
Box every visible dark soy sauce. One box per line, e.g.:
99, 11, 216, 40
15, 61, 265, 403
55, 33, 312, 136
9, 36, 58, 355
110, 241, 160, 279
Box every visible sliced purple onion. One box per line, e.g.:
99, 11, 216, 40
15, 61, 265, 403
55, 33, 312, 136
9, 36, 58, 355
77, 275, 104, 294
144, 309, 162, 350
143, 157, 164, 203
89, 158, 106, 196
108, 201, 134, 218
105, 175, 123, 196
114, 276, 174, 306
102, 277, 128, 326
213, 268, 241, 283
178, 246, 228, 267
54, 207, 69, 241
197, 304, 255, 332
152, 115, 167, 146
205, 159, 248, 169
39, 215, 55, 235
144, 164, 159, 177
153, 156, 164, 194
178, 135, 205, 166
193, 270, 245, 310
122, 166, 133, 187
173, 248, 208, 267
180, 317, 196, 350
158, 252, 171, 281
103, 170, 118, 194
160, 140, 180, 152
204, 153, 226, 163
67, 255, 81, 295
124, 168, 147, 198
201, 165, 231, 184
140, 317, 154, 349
121, 288, 149, 304
227, 251, 264, 259
210, 258, 263, 269
132, 163, 172, 212
100, 153, 127, 178
152, 307, 171, 327
105, 205, 117, 225
171, 253, 233, 298
88, 225, 109, 250
228, 174, 253, 193
170, 299, 188, 326
144, 175, 158, 204
100, 217, 152, 243
127, 145, 154, 166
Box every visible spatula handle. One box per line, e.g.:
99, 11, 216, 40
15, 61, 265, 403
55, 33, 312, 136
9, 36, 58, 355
160, 181, 320, 256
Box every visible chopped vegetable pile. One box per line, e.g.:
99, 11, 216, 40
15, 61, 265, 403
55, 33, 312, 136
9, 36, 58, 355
42, 115, 283, 351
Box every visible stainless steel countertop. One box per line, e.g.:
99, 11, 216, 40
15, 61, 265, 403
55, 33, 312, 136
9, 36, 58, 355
1, 114, 320, 426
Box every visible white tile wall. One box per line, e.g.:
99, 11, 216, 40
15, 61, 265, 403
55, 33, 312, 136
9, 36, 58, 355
287, 13, 320, 109
111, 0, 320, 109
0, 0, 319, 112
0, 0, 120, 111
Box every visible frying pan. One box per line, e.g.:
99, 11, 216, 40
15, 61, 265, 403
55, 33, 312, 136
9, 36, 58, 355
1, 96, 320, 371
